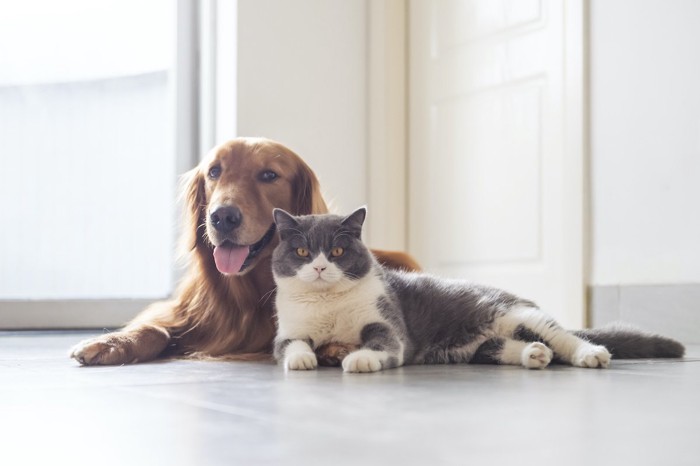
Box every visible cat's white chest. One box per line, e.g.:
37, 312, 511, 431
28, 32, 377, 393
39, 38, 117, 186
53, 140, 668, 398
275, 275, 387, 347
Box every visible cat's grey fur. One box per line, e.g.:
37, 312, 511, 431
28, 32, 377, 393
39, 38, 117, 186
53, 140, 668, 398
271, 207, 685, 372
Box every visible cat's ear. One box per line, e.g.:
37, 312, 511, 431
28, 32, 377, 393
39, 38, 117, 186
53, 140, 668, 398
273, 208, 300, 240
341, 206, 367, 238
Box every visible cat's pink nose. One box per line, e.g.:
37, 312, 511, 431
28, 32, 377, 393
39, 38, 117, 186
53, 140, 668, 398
314, 266, 326, 273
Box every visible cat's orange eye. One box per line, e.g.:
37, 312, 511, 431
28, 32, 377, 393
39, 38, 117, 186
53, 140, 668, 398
331, 247, 344, 257
296, 248, 309, 257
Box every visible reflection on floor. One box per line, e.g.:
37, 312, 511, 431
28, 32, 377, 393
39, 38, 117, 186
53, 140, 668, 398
1, 331, 699, 466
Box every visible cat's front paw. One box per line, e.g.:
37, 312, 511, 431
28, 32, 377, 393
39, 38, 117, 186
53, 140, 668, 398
285, 351, 318, 370
572, 344, 611, 368
342, 349, 384, 373
521, 342, 553, 369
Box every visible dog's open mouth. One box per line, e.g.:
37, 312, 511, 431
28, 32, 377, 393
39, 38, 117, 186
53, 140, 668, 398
212, 224, 276, 275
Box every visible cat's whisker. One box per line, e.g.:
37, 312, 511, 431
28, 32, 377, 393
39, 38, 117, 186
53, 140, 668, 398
258, 286, 278, 306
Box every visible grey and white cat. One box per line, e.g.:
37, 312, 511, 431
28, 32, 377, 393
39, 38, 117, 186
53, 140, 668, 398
271, 207, 685, 373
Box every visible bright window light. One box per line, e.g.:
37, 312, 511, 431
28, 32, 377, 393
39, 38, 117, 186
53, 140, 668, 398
0, 0, 176, 299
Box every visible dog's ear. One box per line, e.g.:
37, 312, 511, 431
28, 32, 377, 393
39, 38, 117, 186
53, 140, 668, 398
293, 158, 328, 215
179, 167, 206, 255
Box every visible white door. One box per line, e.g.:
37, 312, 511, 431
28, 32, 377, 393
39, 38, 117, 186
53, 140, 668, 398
409, 0, 585, 328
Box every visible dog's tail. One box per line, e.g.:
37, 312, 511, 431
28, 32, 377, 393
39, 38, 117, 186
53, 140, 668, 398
573, 323, 685, 359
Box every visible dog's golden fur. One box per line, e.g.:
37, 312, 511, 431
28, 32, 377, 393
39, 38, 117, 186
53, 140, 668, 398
70, 138, 419, 365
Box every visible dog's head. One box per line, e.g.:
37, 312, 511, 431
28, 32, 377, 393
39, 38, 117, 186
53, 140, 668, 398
181, 137, 328, 275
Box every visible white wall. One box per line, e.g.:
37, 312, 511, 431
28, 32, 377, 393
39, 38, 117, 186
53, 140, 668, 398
236, 0, 368, 215
590, 0, 700, 286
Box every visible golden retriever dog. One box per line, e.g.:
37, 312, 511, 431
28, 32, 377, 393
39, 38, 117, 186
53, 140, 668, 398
70, 137, 420, 365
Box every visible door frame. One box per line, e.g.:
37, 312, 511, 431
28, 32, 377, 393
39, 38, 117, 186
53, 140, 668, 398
366, 0, 408, 251
562, 0, 589, 326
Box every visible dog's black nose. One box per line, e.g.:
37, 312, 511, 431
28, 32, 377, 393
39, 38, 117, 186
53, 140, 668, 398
210, 206, 242, 233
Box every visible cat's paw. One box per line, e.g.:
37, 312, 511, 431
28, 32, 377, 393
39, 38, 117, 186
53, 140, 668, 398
342, 349, 383, 373
521, 342, 553, 369
572, 344, 611, 368
285, 351, 318, 371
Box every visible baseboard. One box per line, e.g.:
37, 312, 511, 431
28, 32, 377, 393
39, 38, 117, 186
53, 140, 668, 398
0, 299, 155, 330
589, 284, 700, 344
4, 289, 697, 342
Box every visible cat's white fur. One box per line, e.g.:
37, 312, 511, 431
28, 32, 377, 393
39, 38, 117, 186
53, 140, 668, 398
275, 253, 404, 372
284, 340, 318, 370
342, 349, 388, 373
495, 306, 611, 368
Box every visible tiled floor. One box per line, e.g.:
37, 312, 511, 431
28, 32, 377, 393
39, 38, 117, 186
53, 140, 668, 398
1, 331, 699, 466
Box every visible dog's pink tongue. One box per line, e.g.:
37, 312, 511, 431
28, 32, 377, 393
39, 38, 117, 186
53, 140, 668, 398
213, 244, 249, 274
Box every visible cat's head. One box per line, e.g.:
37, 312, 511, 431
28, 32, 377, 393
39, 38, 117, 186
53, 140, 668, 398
271, 207, 373, 290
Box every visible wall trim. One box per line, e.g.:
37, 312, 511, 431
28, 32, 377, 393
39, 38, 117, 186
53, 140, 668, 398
366, 0, 408, 251
589, 284, 700, 344
0, 300, 156, 330
198, 0, 238, 153
563, 0, 589, 327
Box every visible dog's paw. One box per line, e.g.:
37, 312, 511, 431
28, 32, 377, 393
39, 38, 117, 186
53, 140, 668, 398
316, 342, 358, 367
285, 351, 318, 371
573, 344, 611, 368
521, 342, 553, 369
342, 349, 383, 373
70, 336, 132, 366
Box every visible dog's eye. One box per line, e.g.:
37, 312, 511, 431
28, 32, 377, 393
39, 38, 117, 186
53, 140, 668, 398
208, 165, 222, 180
259, 170, 278, 183
296, 248, 309, 257
331, 247, 344, 257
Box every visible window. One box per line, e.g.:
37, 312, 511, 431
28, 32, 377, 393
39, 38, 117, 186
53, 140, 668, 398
0, 0, 180, 326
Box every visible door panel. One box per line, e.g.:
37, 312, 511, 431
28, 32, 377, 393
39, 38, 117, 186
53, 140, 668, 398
409, 0, 584, 327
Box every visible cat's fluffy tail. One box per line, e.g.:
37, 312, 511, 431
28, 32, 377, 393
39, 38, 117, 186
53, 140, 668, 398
573, 323, 685, 359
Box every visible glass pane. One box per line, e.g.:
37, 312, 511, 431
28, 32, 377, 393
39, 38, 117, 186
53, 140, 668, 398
0, 0, 176, 299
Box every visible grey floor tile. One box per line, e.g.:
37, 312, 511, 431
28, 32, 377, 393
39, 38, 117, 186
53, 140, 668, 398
1, 331, 699, 466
